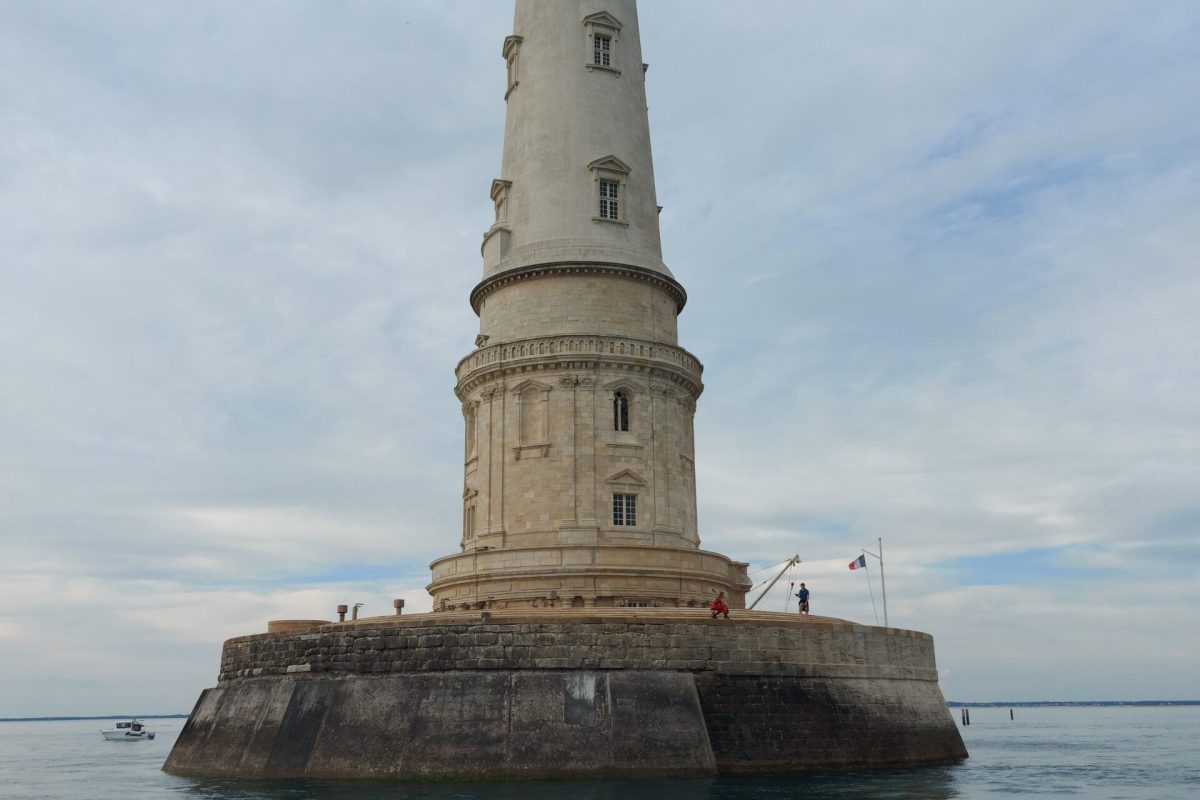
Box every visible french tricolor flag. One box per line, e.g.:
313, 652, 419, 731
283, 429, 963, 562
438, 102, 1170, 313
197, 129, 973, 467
849, 554, 867, 570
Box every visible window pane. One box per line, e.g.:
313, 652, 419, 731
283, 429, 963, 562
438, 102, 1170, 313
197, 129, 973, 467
595, 35, 611, 67
619, 491, 638, 527
613, 493, 636, 526
599, 181, 620, 220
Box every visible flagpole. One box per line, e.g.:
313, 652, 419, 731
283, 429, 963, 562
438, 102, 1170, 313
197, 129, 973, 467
862, 538, 888, 628
879, 536, 888, 628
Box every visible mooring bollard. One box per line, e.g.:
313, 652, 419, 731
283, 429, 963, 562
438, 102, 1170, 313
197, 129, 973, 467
337, 604, 348, 623
394, 598, 405, 616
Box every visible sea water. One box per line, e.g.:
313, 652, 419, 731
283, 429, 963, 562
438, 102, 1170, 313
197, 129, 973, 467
0, 706, 1196, 799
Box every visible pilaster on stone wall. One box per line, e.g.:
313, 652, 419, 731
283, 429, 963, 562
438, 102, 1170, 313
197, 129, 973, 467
579, 375, 599, 530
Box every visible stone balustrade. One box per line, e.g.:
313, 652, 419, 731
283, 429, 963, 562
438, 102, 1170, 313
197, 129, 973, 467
456, 333, 702, 386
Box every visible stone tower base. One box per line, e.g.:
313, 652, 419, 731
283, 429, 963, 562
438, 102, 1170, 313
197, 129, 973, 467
163, 610, 967, 780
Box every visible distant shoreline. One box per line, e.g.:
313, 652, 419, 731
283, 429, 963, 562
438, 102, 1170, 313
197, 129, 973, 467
946, 701, 1199, 708
4, 703, 1198, 721
0, 714, 190, 722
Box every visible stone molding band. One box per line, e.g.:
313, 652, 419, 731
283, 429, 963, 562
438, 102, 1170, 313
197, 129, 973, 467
455, 333, 704, 398
470, 261, 688, 315
430, 546, 741, 580
427, 563, 738, 593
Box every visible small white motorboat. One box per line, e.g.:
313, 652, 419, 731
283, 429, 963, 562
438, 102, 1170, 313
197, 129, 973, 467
100, 719, 156, 741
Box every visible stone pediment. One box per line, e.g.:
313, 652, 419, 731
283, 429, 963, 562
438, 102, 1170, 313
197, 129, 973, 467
604, 377, 643, 395
509, 378, 554, 394
582, 11, 623, 31
588, 155, 631, 175
605, 468, 646, 486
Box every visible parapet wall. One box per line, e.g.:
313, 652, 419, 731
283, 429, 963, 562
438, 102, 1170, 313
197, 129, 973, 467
165, 610, 966, 780
218, 610, 938, 683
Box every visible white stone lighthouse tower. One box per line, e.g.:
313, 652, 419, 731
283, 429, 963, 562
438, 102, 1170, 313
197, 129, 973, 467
429, 0, 750, 611
165, 5, 967, 778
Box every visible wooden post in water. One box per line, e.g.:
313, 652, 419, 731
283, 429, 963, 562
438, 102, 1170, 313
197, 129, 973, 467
1010, 708, 1014, 720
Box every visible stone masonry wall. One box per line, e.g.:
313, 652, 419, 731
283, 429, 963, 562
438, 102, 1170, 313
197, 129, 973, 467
218, 617, 939, 684
166, 615, 966, 779
695, 673, 967, 772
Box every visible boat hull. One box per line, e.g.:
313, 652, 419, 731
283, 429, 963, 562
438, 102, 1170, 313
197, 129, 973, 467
101, 730, 154, 741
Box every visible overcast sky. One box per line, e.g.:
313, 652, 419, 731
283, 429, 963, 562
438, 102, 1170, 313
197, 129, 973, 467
2, 0, 1198, 716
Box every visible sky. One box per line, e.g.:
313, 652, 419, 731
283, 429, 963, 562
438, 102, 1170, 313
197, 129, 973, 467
1, 0, 1198, 716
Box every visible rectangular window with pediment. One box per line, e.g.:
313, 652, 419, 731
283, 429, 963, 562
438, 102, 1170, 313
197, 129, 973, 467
491, 179, 512, 224
613, 493, 637, 526
583, 12, 622, 75
503, 35, 523, 100
589, 156, 630, 226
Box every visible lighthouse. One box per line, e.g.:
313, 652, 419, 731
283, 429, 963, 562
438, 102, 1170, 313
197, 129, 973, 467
164, 2, 967, 780
429, 0, 751, 612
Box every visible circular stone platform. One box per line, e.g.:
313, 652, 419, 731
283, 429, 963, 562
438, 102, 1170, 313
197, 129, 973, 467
163, 609, 966, 780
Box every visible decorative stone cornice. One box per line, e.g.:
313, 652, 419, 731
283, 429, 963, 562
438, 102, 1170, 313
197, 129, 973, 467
470, 262, 687, 315
458, 334, 700, 381
455, 334, 703, 400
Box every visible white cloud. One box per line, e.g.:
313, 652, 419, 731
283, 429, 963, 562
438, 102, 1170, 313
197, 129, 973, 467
1, 0, 1198, 714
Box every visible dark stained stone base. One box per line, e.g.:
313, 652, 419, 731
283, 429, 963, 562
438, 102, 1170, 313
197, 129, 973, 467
162, 613, 967, 780
695, 674, 968, 773
164, 671, 715, 780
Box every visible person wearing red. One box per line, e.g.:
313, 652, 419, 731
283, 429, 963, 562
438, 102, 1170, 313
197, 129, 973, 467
710, 592, 730, 620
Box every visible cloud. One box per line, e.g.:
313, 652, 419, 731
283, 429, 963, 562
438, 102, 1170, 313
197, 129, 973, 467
1, 0, 1198, 714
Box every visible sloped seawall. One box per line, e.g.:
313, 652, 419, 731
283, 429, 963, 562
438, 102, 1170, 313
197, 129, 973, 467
163, 610, 966, 780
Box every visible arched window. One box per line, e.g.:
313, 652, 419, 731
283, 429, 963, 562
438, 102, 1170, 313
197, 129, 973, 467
613, 391, 629, 432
